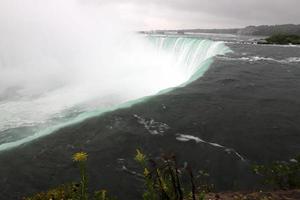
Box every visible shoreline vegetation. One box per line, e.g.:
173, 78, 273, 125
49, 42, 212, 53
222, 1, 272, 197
140, 24, 300, 46
24, 150, 300, 200
258, 34, 300, 45
141, 24, 300, 37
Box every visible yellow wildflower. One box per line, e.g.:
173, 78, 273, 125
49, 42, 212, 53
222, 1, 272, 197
161, 181, 168, 191
143, 168, 150, 176
72, 152, 88, 162
134, 149, 146, 163
101, 189, 107, 200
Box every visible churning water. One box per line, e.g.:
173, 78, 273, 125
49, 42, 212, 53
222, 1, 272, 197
0, 35, 231, 151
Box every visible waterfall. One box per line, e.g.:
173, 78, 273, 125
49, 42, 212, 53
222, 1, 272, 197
147, 36, 231, 83
0, 35, 231, 151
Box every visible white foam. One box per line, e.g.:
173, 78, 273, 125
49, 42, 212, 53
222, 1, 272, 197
0, 35, 231, 151
220, 56, 300, 64
176, 134, 246, 161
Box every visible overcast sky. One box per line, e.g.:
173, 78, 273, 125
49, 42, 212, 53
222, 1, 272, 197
0, 0, 300, 31
87, 0, 300, 30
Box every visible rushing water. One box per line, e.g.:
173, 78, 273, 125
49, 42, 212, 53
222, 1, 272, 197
0, 36, 231, 151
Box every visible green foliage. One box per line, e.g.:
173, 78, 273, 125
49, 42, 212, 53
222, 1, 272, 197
72, 152, 89, 199
77, 159, 88, 200
265, 34, 300, 45
253, 155, 300, 189
196, 170, 213, 193
23, 183, 79, 200
25, 152, 116, 200
134, 149, 212, 200
25, 150, 300, 200
197, 192, 205, 200
24, 185, 116, 200
24, 149, 213, 200
94, 190, 116, 200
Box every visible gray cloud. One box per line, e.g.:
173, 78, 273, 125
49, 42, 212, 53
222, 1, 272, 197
1, 0, 300, 30
86, 0, 300, 29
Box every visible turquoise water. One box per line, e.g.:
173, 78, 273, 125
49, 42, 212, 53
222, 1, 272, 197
0, 35, 231, 151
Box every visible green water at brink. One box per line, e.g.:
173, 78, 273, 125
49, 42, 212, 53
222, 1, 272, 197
0, 35, 231, 151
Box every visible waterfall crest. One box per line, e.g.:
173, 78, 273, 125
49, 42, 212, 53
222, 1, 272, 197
0, 35, 231, 151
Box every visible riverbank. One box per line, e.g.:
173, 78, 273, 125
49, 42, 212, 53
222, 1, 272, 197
258, 34, 300, 45
205, 189, 300, 200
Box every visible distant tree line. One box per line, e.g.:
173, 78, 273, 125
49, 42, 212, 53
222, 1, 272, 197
142, 24, 300, 37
